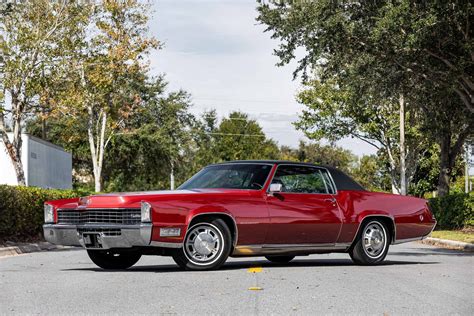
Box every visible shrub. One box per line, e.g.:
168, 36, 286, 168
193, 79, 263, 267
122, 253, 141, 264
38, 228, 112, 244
429, 193, 474, 229
0, 185, 88, 241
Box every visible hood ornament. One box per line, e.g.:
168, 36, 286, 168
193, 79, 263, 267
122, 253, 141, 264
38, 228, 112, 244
78, 196, 90, 207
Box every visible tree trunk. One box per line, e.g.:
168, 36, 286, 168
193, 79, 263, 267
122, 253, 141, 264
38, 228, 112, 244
0, 95, 26, 185
87, 106, 103, 193
170, 160, 175, 190
438, 133, 451, 197
399, 94, 407, 195
437, 122, 473, 197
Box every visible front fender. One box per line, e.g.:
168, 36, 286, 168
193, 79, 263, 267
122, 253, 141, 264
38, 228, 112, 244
186, 205, 234, 226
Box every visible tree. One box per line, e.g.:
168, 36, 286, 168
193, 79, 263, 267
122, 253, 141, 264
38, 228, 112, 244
294, 79, 426, 194
103, 78, 196, 191
0, 0, 88, 185
279, 141, 356, 173
257, 0, 473, 195
351, 155, 392, 192
50, 0, 158, 192
210, 111, 279, 161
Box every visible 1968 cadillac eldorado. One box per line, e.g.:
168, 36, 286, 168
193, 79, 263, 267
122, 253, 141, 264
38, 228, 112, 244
44, 160, 436, 270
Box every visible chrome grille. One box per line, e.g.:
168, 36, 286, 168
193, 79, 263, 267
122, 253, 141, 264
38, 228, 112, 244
57, 209, 141, 225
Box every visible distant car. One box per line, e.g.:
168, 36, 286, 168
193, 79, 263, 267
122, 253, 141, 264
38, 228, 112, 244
44, 160, 436, 270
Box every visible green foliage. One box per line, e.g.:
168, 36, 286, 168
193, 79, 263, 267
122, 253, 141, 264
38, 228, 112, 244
429, 193, 474, 229
0, 185, 88, 241
257, 0, 474, 195
210, 112, 279, 162
351, 155, 392, 192
279, 141, 356, 173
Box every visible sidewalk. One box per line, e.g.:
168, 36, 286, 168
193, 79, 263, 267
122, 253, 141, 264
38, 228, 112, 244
0, 241, 78, 257
420, 237, 474, 252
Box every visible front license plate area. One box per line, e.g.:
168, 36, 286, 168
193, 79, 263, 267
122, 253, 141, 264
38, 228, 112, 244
83, 233, 102, 249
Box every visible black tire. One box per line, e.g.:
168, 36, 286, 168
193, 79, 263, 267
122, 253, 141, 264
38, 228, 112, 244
87, 250, 141, 270
172, 218, 232, 271
349, 219, 390, 265
265, 255, 295, 264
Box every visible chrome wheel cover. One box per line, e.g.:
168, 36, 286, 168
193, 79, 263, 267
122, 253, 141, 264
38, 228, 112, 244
184, 224, 223, 265
362, 221, 387, 259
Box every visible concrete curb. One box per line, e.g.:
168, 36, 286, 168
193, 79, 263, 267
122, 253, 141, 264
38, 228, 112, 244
0, 241, 78, 258
420, 237, 474, 252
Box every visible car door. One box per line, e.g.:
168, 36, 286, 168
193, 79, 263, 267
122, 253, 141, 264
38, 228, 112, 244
264, 165, 342, 245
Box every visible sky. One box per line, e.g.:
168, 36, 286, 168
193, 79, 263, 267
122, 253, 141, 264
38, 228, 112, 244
148, 0, 377, 157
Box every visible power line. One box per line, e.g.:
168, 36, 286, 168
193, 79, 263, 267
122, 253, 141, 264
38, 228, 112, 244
207, 132, 266, 138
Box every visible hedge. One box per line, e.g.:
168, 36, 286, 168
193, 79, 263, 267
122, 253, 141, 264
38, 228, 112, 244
429, 193, 474, 229
0, 185, 87, 241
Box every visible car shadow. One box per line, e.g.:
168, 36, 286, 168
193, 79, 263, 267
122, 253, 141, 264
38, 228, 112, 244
63, 258, 438, 273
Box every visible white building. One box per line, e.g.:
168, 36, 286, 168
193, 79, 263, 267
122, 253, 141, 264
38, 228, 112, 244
0, 134, 72, 189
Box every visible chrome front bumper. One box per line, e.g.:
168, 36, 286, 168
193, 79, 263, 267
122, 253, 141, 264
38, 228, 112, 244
43, 224, 152, 250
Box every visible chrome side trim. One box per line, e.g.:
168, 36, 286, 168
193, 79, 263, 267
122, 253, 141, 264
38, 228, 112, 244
150, 241, 183, 248
187, 212, 239, 247
232, 243, 351, 256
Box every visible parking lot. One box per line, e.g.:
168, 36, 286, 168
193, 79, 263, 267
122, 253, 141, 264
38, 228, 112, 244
1, 242, 472, 315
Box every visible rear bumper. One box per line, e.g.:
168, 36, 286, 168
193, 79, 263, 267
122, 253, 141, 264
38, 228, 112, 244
43, 224, 152, 249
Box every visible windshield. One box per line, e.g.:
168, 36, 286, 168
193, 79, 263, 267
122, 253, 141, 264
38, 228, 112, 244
178, 164, 272, 190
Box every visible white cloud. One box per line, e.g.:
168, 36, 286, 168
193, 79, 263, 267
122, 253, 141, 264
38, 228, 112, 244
149, 0, 377, 156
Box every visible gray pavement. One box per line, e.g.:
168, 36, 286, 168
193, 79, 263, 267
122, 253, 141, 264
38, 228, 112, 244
0, 242, 473, 315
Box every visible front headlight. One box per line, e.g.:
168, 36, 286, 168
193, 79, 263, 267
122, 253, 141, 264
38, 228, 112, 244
44, 204, 54, 223
141, 201, 152, 223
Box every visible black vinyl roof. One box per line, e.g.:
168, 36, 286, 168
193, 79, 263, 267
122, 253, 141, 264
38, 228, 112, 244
212, 160, 366, 191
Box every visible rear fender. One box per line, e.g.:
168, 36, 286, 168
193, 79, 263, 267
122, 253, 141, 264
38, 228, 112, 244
353, 212, 396, 245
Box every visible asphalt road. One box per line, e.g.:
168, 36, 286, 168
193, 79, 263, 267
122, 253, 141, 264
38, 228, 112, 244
1, 242, 472, 315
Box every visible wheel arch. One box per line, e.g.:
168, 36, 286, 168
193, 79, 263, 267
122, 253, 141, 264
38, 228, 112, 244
186, 212, 238, 248
351, 214, 396, 248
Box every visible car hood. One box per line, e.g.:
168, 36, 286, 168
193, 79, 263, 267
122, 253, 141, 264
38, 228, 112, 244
53, 188, 256, 209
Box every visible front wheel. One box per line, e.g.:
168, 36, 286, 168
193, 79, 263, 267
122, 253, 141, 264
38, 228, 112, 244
172, 218, 232, 271
87, 250, 141, 270
349, 220, 390, 265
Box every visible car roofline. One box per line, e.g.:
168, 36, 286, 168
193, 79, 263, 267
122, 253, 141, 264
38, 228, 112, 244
207, 160, 366, 191
209, 160, 324, 168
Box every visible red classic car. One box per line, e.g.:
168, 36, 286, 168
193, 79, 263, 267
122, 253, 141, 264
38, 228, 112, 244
44, 161, 436, 270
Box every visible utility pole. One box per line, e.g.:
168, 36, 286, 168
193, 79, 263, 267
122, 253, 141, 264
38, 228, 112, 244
466, 143, 470, 194
399, 93, 406, 195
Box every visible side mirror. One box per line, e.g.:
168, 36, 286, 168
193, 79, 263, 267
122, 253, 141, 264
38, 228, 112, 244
268, 183, 282, 194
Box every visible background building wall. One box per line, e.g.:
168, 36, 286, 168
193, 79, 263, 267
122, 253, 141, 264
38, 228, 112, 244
0, 134, 72, 189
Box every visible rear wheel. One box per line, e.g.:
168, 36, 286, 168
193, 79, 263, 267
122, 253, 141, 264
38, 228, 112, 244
349, 220, 390, 265
265, 255, 295, 264
172, 218, 232, 271
87, 250, 141, 270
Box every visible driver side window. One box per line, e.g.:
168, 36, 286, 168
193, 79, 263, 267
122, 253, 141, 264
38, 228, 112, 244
272, 165, 328, 194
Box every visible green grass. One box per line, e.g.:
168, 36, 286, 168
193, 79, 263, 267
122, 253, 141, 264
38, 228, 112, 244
431, 230, 474, 244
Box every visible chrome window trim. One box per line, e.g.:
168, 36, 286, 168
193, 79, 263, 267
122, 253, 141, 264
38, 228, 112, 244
319, 169, 330, 193
265, 163, 338, 195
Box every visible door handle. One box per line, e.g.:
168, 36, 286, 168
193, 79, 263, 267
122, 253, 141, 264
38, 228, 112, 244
324, 198, 337, 204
